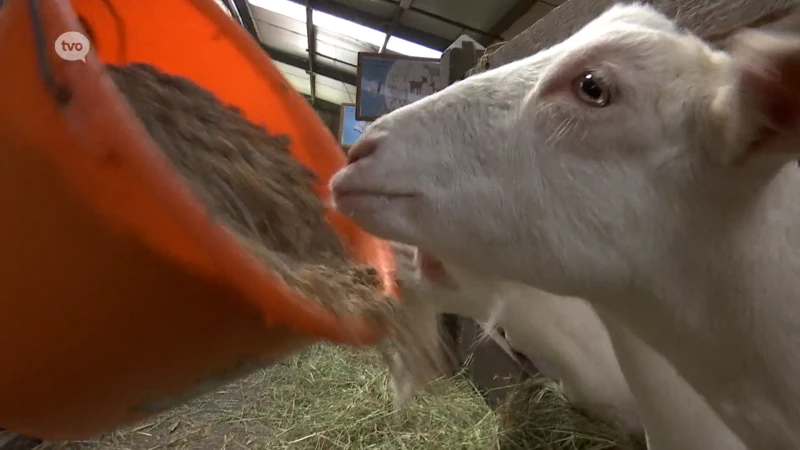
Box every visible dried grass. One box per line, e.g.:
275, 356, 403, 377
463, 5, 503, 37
37, 345, 644, 450
497, 378, 645, 450
38, 345, 498, 450
466, 41, 509, 77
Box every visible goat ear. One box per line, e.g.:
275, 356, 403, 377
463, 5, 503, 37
711, 29, 800, 165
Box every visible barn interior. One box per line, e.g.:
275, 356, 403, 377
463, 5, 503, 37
1, 0, 797, 449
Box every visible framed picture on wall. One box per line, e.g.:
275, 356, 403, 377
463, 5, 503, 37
338, 103, 371, 147
355, 52, 445, 121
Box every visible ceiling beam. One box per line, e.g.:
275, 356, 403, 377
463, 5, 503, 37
380, 0, 414, 53
227, 0, 262, 41
286, 0, 452, 51
223, 0, 356, 94
262, 45, 357, 86
305, 2, 317, 105
479, 0, 539, 46
212, 1, 352, 109
371, 0, 502, 41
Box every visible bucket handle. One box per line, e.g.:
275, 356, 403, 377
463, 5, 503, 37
28, 0, 127, 106
29, 0, 72, 105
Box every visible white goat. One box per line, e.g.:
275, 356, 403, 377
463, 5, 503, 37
332, 3, 800, 448
395, 245, 745, 450
594, 308, 746, 450
390, 242, 644, 438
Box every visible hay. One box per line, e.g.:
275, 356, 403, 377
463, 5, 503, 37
37, 346, 644, 450
106, 63, 391, 323
106, 62, 449, 404
466, 41, 509, 77
38, 345, 500, 450
497, 378, 646, 450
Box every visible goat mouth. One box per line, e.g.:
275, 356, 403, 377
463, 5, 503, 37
333, 189, 418, 200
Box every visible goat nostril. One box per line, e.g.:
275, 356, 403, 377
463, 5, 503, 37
347, 138, 378, 164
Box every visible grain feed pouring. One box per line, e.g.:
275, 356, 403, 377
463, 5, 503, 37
107, 63, 447, 383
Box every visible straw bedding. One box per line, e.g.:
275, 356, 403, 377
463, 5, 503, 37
36, 345, 644, 450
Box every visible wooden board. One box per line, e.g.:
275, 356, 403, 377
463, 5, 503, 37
457, 319, 537, 408
488, 0, 800, 69
440, 41, 484, 85
0, 431, 41, 450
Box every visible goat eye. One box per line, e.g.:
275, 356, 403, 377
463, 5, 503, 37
575, 72, 610, 107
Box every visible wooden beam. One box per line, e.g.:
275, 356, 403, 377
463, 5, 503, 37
457, 319, 535, 408
478, 0, 539, 47
371, 0, 503, 42
305, 2, 317, 105
262, 45, 357, 86
224, 0, 356, 86
0, 431, 41, 450
228, 0, 262, 42
285, 0, 452, 51
441, 41, 484, 83
380, 0, 415, 53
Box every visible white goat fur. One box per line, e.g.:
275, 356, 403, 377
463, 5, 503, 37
394, 244, 746, 449
332, 4, 800, 449
594, 308, 746, 450
390, 242, 643, 437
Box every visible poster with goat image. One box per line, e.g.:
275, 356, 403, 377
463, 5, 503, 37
339, 104, 371, 147
356, 52, 445, 121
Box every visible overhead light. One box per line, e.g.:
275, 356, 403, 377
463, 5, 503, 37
250, 0, 441, 59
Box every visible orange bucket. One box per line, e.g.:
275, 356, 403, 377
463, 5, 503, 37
0, 0, 396, 440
